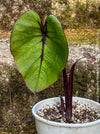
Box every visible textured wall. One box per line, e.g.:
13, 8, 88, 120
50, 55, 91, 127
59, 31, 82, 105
0, 0, 100, 30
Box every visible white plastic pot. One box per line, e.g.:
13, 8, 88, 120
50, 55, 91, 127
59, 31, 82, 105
32, 97, 100, 134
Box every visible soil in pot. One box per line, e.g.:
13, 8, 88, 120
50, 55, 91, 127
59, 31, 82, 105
37, 100, 100, 124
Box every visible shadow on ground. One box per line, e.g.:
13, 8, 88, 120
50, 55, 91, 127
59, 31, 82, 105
0, 62, 64, 134
0, 61, 99, 133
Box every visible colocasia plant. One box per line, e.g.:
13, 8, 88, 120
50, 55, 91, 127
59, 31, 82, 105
10, 11, 96, 123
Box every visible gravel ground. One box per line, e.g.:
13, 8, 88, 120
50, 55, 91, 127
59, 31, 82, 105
0, 39, 14, 65
0, 38, 100, 65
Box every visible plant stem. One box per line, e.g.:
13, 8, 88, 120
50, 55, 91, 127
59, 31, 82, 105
63, 57, 85, 123
63, 67, 72, 122
59, 96, 66, 122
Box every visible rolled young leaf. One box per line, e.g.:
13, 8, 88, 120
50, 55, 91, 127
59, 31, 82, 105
10, 11, 68, 92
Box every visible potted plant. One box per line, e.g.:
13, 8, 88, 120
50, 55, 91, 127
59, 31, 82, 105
10, 11, 100, 134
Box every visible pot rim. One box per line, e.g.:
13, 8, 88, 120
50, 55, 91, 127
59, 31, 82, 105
32, 97, 100, 128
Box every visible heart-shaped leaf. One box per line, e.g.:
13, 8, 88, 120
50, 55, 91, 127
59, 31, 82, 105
10, 11, 68, 92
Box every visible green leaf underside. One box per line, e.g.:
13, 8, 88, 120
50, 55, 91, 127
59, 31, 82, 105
10, 11, 68, 92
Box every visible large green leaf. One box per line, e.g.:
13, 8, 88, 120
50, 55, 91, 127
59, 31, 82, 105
10, 11, 68, 92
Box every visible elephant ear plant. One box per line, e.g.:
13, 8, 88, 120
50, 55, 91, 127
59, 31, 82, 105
10, 11, 96, 123
10, 10, 68, 91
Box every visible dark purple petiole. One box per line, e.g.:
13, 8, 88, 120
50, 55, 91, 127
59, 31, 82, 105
60, 52, 96, 123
